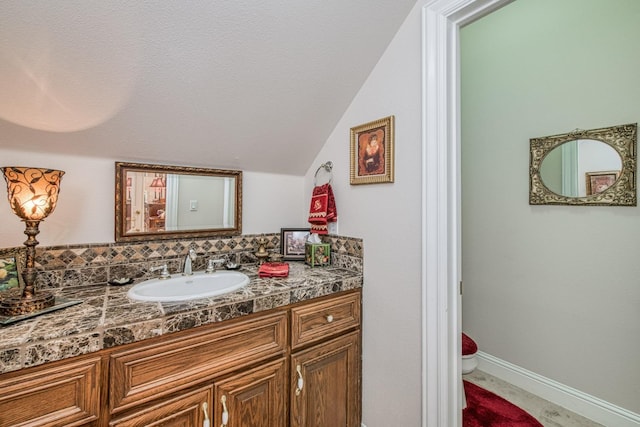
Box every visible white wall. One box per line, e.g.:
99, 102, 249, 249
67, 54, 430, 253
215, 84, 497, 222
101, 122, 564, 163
461, 0, 640, 413
305, 1, 424, 425
0, 2, 428, 424
0, 148, 307, 247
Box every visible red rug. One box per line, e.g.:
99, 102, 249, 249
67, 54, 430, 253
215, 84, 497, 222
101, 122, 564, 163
463, 380, 543, 427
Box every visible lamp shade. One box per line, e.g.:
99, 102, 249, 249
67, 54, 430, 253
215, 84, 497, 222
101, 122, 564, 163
2, 167, 65, 221
149, 176, 165, 188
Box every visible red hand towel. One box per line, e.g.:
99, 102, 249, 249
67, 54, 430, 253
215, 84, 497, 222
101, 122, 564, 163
308, 184, 337, 235
258, 262, 290, 278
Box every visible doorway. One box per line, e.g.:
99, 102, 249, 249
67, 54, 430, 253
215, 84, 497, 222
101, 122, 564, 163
420, 1, 514, 426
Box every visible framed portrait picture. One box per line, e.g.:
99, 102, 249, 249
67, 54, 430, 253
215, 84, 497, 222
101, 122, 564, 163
585, 170, 620, 195
350, 115, 395, 185
280, 228, 310, 260
350, 116, 394, 185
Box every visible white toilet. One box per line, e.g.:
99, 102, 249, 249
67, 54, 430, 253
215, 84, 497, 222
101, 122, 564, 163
462, 332, 478, 374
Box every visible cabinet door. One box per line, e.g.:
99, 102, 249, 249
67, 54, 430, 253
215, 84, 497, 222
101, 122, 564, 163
0, 356, 102, 427
214, 358, 287, 427
109, 385, 211, 427
290, 331, 361, 427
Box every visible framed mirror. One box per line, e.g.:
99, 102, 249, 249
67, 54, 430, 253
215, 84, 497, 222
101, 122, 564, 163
529, 123, 637, 206
115, 162, 242, 242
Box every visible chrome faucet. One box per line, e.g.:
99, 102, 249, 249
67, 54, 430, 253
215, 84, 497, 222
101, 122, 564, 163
183, 249, 197, 275
150, 264, 171, 279
205, 258, 226, 273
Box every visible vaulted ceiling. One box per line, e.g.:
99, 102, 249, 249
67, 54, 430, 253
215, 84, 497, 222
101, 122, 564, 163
0, 1, 417, 175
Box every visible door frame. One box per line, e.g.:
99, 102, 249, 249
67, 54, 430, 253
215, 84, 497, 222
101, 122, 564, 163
420, 1, 514, 426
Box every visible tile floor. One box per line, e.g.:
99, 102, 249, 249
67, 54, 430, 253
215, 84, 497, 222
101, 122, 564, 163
463, 370, 605, 427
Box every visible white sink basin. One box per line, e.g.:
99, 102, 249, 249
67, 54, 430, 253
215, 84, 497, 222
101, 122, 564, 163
127, 271, 250, 302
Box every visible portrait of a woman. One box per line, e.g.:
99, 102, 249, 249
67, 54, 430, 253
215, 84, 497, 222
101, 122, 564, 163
350, 115, 394, 185
358, 128, 385, 176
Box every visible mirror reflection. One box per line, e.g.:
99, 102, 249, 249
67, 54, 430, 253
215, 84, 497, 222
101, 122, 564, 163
115, 162, 242, 242
539, 139, 622, 197
529, 123, 637, 206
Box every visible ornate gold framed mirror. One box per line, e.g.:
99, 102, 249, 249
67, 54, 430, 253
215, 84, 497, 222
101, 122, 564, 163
529, 123, 637, 206
115, 162, 242, 242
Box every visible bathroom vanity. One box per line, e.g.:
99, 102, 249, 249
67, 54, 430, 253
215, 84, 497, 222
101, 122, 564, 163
0, 263, 362, 427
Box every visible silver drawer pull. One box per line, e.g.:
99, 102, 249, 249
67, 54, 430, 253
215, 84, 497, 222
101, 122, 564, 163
220, 395, 229, 426
326, 314, 334, 323
202, 402, 210, 427
295, 364, 304, 395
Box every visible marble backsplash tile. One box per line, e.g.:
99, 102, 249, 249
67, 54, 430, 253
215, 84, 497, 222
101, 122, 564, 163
0, 233, 362, 290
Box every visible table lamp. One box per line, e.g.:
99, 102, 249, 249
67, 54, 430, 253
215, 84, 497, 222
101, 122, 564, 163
1, 167, 64, 316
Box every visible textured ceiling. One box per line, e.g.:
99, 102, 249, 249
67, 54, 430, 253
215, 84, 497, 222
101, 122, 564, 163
0, 1, 416, 175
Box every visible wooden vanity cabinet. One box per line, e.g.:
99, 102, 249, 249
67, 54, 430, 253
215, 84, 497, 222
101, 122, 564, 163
0, 289, 361, 427
112, 357, 289, 427
0, 354, 105, 427
290, 291, 362, 427
107, 290, 361, 427
108, 310, 288, 426
108, 311, 287, 415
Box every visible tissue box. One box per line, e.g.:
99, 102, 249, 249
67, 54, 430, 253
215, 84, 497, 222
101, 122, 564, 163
305, 243, 331, 267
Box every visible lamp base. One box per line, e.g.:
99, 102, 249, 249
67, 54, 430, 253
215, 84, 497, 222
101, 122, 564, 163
0, 289, 55, 316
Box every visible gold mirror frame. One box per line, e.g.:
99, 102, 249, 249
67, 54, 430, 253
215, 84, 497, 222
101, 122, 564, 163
115, 162, 242, 242
529, 123, 637, 206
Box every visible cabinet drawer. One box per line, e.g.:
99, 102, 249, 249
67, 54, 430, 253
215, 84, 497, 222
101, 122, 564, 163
110, 310, 287, 414
0, 355, 102, 427
110, 385, 212, 427
291, 291, 361, 349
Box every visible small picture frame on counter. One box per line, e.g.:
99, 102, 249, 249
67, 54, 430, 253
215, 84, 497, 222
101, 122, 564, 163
280, 228, 310, 261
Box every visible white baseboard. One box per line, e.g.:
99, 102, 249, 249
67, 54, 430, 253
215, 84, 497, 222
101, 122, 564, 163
476, 351, 640, 427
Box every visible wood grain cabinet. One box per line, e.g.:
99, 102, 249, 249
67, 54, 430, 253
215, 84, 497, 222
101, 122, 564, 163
0, 355, 103, 427
290, 292, 362, 427
108, 311, 288, 415
291, 332, 361, 427
214, 358, 288, 427
0, 289, 361, 427
108, 385, 212, 427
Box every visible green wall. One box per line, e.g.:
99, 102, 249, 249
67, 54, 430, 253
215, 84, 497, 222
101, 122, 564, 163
461, 0, 640, 413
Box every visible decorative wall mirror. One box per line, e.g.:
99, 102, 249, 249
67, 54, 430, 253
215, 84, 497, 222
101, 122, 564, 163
115, 162, 242, 242
529, 123, 637, 206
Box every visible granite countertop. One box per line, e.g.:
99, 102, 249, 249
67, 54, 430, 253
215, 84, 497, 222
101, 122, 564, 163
0, 262, 362, 375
